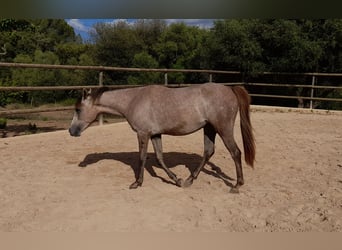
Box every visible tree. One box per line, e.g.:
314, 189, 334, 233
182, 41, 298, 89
256, 19, 322, 72
32, 19, 78, 51
0, 19, 78, 61
134, 19, 167, 58
308, 19, 342, 73
154, 22, 208, 83
92, 21, 144, 67
11, 50, 61, 104
207, 20, 264, 76
92, 21, 144, 84
0, 19, 89, 105
127, 52, 161, 84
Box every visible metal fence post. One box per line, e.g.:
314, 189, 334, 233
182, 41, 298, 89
310, 75, 316, 109
99, 71, 104, 125
209, 74, 213, 83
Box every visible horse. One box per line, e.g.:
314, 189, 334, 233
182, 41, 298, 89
69, 83, 256, 193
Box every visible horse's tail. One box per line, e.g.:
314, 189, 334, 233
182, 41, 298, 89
231, 86, 256, 168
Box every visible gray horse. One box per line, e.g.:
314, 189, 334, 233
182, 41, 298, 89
69, 83, 255, 192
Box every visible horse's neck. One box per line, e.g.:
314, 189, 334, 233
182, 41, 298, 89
96, 88, 138, 116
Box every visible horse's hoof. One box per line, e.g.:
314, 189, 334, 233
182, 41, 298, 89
176, 178, 184, 187
229, 187, 240, 194
129, 181, 142, 189
183, 178, 193, 188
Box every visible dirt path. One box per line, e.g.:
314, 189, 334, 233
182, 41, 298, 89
0, 110, 341, 231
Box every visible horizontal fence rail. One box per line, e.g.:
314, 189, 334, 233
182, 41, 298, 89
249, 94, 342, 102
2, 62, 342, 76
0, 62, 239, 74
0, 62, 341, 116
246, 82, 342, 90
0, 85, 142, 91
0, 83, 245, 91
0, 106, 74, 116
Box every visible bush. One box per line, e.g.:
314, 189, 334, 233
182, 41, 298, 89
0, 118, 7, 129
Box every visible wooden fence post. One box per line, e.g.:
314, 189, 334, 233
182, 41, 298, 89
310, 75, 316, 109
209, 74, 213, 83
99, 71, 104, 125
164, 73, 168, 86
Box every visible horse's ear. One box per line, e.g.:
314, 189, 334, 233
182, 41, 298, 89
82, 89, 87, 100
82, 88, 92, 100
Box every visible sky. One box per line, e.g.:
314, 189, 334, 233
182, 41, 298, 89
66, 19, 215, 41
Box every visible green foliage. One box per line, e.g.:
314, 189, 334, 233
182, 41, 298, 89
93, 21, 143, 67
255, 20, 322, 72
0, 19, 82, 106
92, 21, 145, 84
208, 20, 264, 74
127, 52, 161, 84
92, 21, 208, 84
134, 19, 167, 57
0, 19, 33, 32
153, 23, 207, 69
0, 118, 6, 129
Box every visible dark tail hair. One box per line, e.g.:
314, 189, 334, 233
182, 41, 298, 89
231, 86, 256, 168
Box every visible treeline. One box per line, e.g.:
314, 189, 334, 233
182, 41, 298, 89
0, 19, 341, 109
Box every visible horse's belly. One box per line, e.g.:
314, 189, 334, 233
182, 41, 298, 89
160, 120, 206, 136
149, 103, 207, 136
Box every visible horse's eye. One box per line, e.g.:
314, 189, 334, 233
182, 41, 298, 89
75, 108, 81, 114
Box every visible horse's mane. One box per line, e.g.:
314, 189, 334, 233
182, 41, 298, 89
91, 87, 110, 103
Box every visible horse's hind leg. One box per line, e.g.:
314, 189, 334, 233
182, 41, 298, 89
151, 134, 184, 187
219, 130, 243, 193
183, 123, 216, 187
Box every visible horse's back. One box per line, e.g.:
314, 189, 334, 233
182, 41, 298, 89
127, 83, 238, 135
143, 83, 239, 120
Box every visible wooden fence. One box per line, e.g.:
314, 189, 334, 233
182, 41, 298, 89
0, 62, 341, 117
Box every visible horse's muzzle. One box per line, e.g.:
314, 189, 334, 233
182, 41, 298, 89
69, 126, 81, 137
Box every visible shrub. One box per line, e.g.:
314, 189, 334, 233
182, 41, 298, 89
0, 118, 7, 129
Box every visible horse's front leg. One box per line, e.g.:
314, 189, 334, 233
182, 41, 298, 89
129, 132, 149, 189
151, 134, 184, 187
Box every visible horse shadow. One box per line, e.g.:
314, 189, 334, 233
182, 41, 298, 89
78, 151, 234, 187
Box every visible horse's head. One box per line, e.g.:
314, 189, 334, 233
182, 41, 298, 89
69, 89, 99, 137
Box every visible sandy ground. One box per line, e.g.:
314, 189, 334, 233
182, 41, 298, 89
0, 109, 341, 232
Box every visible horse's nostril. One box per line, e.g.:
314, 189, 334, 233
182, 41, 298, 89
69, 127, 79, 137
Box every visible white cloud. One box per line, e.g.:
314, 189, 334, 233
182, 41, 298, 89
106, 19, 127, 24
103, 19, 136, 26
102, 19, 213, 28
165, 19, 215, 28
67, 19, 93, 33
